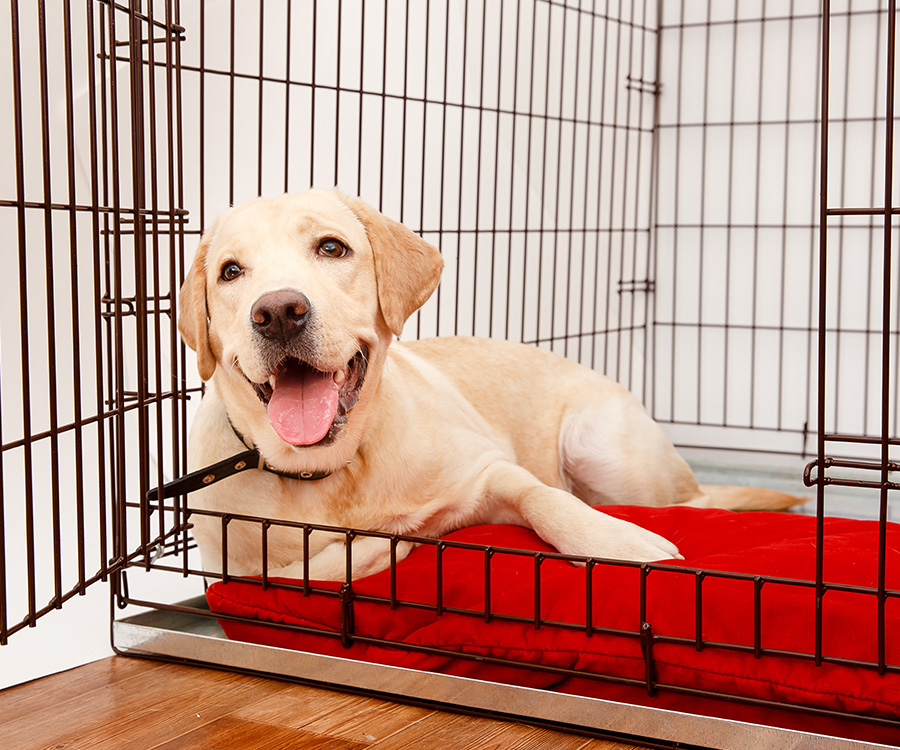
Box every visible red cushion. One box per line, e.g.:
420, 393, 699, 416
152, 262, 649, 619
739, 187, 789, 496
206, 506, 900, 744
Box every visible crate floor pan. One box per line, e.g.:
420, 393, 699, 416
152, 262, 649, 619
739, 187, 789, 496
113, 599, 894, 750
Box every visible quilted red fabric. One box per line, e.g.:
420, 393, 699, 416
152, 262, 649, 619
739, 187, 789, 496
206, 506, 900, 745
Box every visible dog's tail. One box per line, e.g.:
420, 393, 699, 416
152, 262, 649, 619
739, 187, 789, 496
686, 485, 809, 511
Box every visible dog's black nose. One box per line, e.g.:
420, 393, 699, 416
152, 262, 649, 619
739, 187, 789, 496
251, 289, 311, 344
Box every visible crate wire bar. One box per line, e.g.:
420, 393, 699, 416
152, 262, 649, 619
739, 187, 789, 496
2, 1, 900, 748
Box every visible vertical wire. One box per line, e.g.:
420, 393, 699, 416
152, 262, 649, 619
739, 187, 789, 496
105, 0, 124, 620
777, 0, 799, 433
170, 0, 188, 570
577, 1, 599, 366
589, 1, 612, 370
562, 2, 583, 361
37, 0, 64, 606
564, 0, 584, 362
94, 0, 112, 578
400, 0, 410, 223
520, 2, 538, 344
722, 0, 741, 427
667, 1, 686, 417
161, 0, 179, 551
257, 0, 265, 196
605, 0, 623, 378
804, 5, 825, 458
488, 0, 504, 340
471, 0, 488, 337
283, 0, 292, 193
127, 0, 151, 568
377, 0, 388, 210
864, 7, 886, 443
436, 0, 451, 335
894, 2, 900, 449
628, 3, 647, 387
62, 0, 87, 592
832, 1, 855, 438
310, 0, 318, 187
694, 0, 713, 425
647, 0, 664, 413
107, 0, 130, 581
355, 0, 365, 198
198, 0, 205, 230
749, 1, 770, 430
629, 0, 650, 392
228, 0, 235, 204
8, 0, 35, 623
454, 0, 470, 336
548, 3, 569, 355
504, 0, 523, 342
815, 0, 832, 668
877, 0, 896, 674
418, 0, 431, 339
535, 2, 555, 348
397, 0, 410, 314
335, 0, 342, 187
614, 0, 633, 385
144, 0, 167, 551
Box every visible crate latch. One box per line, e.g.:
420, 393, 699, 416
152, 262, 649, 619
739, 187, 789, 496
640, 621, 657, 697
339, 583, 355, 649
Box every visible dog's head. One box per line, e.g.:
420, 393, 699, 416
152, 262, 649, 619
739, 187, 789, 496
179, 189, 443, 468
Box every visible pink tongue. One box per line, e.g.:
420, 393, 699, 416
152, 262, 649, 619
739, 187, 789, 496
267, 363, 339, 445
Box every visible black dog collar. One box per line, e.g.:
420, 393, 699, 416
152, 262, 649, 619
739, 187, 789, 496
146, 419, 333, 503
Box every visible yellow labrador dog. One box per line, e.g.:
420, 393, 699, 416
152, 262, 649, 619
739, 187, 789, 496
179, 189, 800, 581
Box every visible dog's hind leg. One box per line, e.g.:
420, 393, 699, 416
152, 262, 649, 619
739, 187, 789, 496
558, 401, 702, 508
558, 402, 806, 511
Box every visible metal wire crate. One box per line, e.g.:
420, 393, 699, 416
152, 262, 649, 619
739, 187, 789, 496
2, 1, 900, 747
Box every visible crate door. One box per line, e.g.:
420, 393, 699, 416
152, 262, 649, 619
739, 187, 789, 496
0, 0, 190, 683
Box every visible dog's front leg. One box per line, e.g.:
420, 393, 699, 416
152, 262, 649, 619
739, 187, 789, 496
268, 536, 417, 581
482, 462, 682, 563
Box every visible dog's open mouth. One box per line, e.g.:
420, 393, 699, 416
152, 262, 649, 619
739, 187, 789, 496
249, 347, 368, 446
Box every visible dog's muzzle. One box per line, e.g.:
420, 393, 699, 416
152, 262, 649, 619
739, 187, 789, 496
244, 347, 369, 447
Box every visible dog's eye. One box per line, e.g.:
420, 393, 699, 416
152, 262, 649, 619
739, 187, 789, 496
318, 239, 349, 259
220, 261, 244, 282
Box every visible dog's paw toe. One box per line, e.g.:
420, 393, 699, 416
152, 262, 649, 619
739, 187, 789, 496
563, 513, 683, 563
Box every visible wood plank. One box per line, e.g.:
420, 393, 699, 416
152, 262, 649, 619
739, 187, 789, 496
0, 656, 165, 726
0, 662, 285, 749
0, 657, 652, 750
151, 716, 368, 750
300, 695, 434, 744
238, 688, 434, 743
363, 710, 586, 750
232, 688, 433, 741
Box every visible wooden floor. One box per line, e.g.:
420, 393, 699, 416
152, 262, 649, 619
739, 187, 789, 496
0, 657, 653, 750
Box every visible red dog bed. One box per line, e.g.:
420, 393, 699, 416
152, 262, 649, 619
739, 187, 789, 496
207, 506, 900, 745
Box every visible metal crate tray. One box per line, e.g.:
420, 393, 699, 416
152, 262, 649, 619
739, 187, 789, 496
113, 598, 891, 750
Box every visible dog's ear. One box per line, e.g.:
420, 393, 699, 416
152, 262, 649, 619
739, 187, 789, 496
178, 224, 218, 381
339, 193, 444, 336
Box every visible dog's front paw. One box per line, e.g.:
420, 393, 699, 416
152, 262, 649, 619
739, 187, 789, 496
599, 521, 682, 562
562, 512, 683, 563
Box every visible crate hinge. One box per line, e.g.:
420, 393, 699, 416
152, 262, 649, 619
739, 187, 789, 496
618, 279, 655, 295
